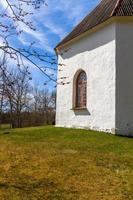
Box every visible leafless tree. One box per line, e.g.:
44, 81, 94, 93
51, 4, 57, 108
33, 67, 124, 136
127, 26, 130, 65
3, 67, 31, 128
0, 0, 60, 86
0, 54, 8, 126
0, 70, 56, 128
32, 87, 55, 125
0, 0, 62, 129
0, 72, 5, 126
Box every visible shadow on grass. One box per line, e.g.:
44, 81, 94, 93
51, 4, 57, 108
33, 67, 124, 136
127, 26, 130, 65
0, 178, 74, 199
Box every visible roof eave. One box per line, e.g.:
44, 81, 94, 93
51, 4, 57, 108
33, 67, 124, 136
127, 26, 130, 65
55, 17, 114, 53
55, 16, 133, 53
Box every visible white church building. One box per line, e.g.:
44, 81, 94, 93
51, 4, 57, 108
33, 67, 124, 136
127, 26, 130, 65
55, 0, 133, 136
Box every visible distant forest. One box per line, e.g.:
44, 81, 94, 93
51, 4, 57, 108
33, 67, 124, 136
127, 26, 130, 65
0, 67, 56, 128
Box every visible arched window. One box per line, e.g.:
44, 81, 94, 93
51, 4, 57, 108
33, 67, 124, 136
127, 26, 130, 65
75, 71, 87, 108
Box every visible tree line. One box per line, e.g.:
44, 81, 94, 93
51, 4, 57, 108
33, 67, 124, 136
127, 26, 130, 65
0, 59, 56, 128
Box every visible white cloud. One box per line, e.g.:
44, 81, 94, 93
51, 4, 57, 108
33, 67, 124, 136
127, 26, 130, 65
0, 0, 100, 49
18, 22, 54, 53
34, 0, 100, 39
0, 0, 100, 53
43, 20, 67, 39
0, 0, 9, 10
43, 0, 100, 24
0, 0, 100, 87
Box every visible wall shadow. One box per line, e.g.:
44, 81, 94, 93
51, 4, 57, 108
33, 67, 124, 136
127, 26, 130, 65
60, 24, 115, 59
73, 109, 91, 116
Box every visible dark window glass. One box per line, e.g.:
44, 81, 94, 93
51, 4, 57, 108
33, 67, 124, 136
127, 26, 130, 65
76, 71, 87, 108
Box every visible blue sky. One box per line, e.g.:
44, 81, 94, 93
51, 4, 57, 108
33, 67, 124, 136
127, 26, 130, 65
0, 0, 100, 90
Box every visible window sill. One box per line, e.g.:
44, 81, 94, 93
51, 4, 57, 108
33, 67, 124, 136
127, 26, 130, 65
71, 107, 87, 111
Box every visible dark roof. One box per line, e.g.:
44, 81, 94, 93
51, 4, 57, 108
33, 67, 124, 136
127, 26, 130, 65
56, 0, 133, 49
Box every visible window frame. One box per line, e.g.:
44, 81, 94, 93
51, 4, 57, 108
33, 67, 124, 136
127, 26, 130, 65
72, 70, 87, 110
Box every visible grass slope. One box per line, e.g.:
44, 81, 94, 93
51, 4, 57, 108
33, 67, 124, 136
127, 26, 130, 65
0, 126, 133, 200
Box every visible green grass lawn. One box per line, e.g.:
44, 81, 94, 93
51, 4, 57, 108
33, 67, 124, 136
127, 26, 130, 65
0, 126, 133, 200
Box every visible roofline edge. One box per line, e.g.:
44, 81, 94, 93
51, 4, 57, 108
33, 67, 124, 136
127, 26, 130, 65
55, 16, 133, 53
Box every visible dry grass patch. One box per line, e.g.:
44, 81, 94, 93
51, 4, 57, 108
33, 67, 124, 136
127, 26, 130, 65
0, 126, 133, 199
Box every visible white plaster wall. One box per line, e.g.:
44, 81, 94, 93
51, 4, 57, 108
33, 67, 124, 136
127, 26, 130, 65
116, 19, 133, 136
56, 23, 116, 133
